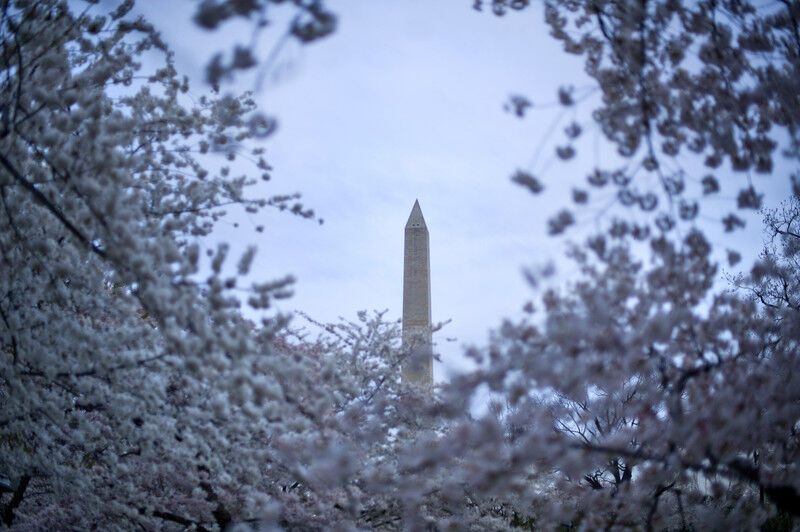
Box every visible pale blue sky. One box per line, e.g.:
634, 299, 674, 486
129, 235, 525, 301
136, 1, 792, 379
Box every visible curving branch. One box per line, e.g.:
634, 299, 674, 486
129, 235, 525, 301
0, 152, 106, 259
1, 475, 30, 527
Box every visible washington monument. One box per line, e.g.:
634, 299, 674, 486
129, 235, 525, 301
402, 200, 433, 387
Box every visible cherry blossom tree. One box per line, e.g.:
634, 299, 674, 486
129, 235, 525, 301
0, 1, 440, 528
420, 2, 800, 527
0, 0, 368, 528
388, 194, 798, 529
193, 0, 336, 88
2, 0, 799, 530
486, 0, 800, 239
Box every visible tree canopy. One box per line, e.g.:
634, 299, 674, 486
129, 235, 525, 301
1, 0, 798, 529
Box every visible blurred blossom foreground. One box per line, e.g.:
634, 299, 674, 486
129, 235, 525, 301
1, 1, 799, 530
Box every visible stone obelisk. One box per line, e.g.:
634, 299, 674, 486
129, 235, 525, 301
402, 200, 433, 387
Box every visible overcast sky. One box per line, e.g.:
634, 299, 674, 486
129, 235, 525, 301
136, 1, 792, 381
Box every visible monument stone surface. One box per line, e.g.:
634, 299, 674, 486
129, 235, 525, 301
402, 200, 433, 387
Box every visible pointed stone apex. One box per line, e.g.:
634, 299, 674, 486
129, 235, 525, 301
406, 200, 427, 229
